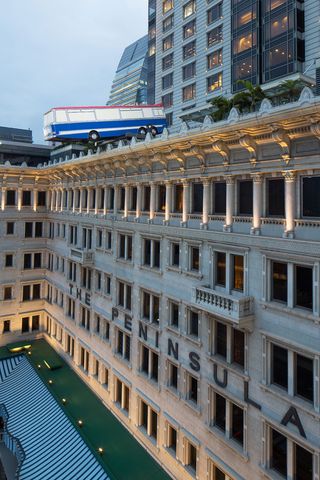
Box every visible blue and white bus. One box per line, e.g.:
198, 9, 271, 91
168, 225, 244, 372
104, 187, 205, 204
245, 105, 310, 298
43, 104, 167, 142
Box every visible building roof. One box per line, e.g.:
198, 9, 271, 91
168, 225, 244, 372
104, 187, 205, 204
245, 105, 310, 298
0, 355, 109, 480
0, 340, 171, 480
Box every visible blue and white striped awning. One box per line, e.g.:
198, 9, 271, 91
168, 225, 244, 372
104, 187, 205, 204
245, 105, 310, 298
0, 356, 110, 480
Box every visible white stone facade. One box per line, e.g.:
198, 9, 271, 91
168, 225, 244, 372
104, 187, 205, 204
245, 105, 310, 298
0, 96, 320, 480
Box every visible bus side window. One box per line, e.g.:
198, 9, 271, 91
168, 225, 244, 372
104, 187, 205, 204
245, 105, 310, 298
120, 109, 143, 120
152, 109, 164, 116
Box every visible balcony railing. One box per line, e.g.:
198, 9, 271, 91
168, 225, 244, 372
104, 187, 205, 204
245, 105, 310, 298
0, 403, 25, 479
193, 285, 254, 327
70, 249, 94, 265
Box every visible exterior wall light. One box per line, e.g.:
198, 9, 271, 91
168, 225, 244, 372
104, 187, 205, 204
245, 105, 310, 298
62, 398, 67, 405
98, 447, 104, 455
48, 379, 53, 385
78, 419, 83, 427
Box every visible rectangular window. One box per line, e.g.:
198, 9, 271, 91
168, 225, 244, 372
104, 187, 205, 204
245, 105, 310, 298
232, 255, 244, 291
163, 0, 173, 14
272, 344, 288, 389
295, 354, 313, 402
5, 254, 13, 268
182, 83, 196, 102
188, 310, 199, 337
271, 429, 287, 477
162, 53, 173, 71
183, 41, 196, 59
272, 261, 287, 303
295, 266, 313, 310
183, 19, 196, 39
267, 178, 285, 217
207, 72, 222, 93
186, 441, 197, 473
174, 184, 183, 212
168, 362, 178, 389
239, 180, 253, 215
163, 34, 174, 51
302, 176, 320, 218
167, 425, 177, 453
187, 374, 198, 404
4, 287, 12, 301
162, 72, 173, 90
214, 392, 226, 431
232, 329, 245, 367
118, 234, 132, 261
162, 92, 173, 108
207, 49, 223, 70
35, 222, 43, 237
190, 246, 199, 271
295, 444, 313, 480
216, 252, 226, 287
213, 182, 226, 214
143, 239, 161, 269
207, 25, 223, 47
182, 62, 196, 81
6, 222, 14, 235
6, 190, 16, 206
22, 191, 31, 206
183, 0, 196, 19
142, 291, 160, 325
32, 315, 40, 331
216, 322, 227, 358
25, 222, 33, 238
171, 242, 180, 267
38, 191, 46, 206
169, 301, 179, 329
3, 320, 10, 333
192, 182, 203, 213
231, 404, 243, 445
207, 2, 222, 24
21, 317, 29, 333
163, 13, 174, 32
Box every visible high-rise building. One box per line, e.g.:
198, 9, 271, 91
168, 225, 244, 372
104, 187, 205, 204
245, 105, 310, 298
1, 91, 320, 479
107, 35, 149, 106
149, 0, 319, 127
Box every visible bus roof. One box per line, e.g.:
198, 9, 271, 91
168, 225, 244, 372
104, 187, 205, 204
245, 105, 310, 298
45, 104, 163, 115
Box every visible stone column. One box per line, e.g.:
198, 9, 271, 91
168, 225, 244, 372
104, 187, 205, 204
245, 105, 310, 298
87, 188, 91, 214
55, 189, 59, 211
251, 174, 263, 234
33, 189, 38, 212
17, 188, 22, 211
164, 181, 172, 223
79, 188, 84, 213
94, 188, 99, 215
50, 190, 54, 211
224, 176, 234, 232
1, 187, 5, 211
103, 186, 108, 215
150, 183, 156, 221
136, 184, 142, 219
283, 171, 296, 237
182, 180, 189, 225
124, 184, 130, 218
60, 189, 64, 212
202, 178, 210, 227
72, 189, 76, 213
114, 185, 119, 217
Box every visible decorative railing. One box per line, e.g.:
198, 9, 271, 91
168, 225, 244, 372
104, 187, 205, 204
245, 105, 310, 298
0, 403, 25, 479
193, 286, 254, 326
233, 216, 252, 223
295, 219, 320, 228
261, 217, 285, 226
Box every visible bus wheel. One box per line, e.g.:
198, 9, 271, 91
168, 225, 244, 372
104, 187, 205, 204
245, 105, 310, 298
138, 127, 147, 136
150, 126, 158, 137
89, 130, 100, 141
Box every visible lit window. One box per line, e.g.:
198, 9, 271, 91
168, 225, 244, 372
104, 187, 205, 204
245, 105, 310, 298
182, 83, 196, 102
183, 0, 196, 19
207, 72, 222, 92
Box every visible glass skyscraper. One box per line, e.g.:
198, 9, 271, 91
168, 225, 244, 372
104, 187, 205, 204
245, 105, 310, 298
107, 35, 149, 106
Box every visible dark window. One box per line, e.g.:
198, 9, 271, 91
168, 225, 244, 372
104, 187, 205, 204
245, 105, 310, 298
119, 235, 125, 258
271, 429, 287, 477
154, 241, 160, 268
3, 320, 10, 333
38, 191, 46, 206
239, 180, 253, 215
34, 253, 41, 268
22, 191, 31, 206
24, 254, 32, 269
187, 443, 197, 472
183, 62, 196, 81
207, 49, 223, 70
232, 255, 244, 291
207, 2, 222, 24
144, 186, 150, 212
174, 184, 183, 212
182, 83, 196, 102
33, 284, 41, 299
162, 92, 173, 108
35, 222, 43, 237
296, 354, 313, 402
162, 72, 173, 90
191, 247, 199, 271
268, 179, 285, 217
295, 444, 313, 480
5, 255, 13, 268
214, 182, 226, 214
141, 401, 148, 429
272, 261, 287, 303
162, 53, 174, 71
168, 425, 177, 452
295, 266, 313, 310
144, 239, 151, 266
22, 285, 31, 301
163, 14, 174, 32
272, 345, 288, 390
6, 190, 15, 206
192, 183, 203, 213
169, 363, 178, 388
21, 317, 29, 333
189, 311, 198, 337
183, 41, 196, 59
120, 187, 125, 211
170, 302, 179, 327
171, 243, 180, 267
4, 287, 12, 301
163, 33, 174, 51
6, 222, 14, 235
151, 352, 158, 381
232, 329, 245, 367
231, 404, 243, 445
216, 322, 227, 358
302, 177, 320, 217
25, 222, 33, 238
215, 393, 226, 431
158, 185, 166, 212
131, 187, 137, 211
150, 410, 158, 439
216, 252, 226, 286
189, 375, 198, 403
143, 291, 150, 319
142, 346, 149, 374
207, 26, 223, 47
32, 315, 40, 331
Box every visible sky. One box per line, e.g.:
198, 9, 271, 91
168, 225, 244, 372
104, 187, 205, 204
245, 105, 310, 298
0, 0, 148, 143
